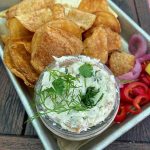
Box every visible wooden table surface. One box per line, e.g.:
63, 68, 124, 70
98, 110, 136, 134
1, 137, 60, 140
0, 0, 150, 150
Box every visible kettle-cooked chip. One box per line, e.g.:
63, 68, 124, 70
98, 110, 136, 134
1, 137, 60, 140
51, 4, 65, 19
7, 18, 33, 40
78, 0, 109, 13
17, 40, 32, 54
16, 8, 52, 32
4, 44, 33, 87
23, 41, 31, 54
83, 26, 121, 53
9, 42, 39, 86
83, 26, 95, 39
93, 11, 121, 33
67, 8, 96, 30
6, 0, 54, 19
83, 27, 108, 64
105, 28, 121, 53
1, 35, 9, 44
4, 41, 38, 87
109, 51, 135, 76
31, 27, 83, 73
45, 19, 83, 39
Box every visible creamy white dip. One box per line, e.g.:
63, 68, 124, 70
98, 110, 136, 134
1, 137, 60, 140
38, 56, 117, 133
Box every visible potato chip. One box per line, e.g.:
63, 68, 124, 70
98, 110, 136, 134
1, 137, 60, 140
67, 8, 96, 30
6, 4, 18, 19
16, 40, 32, 54
83, 26, 108, 64
93, 11, 121, 33
31, 27, 83, 73
16, 8, 52, 32
82, 26, 95, 40
23, 41, 31, 54
109, 51, 135, 76
4, 42, 38, 87
83, 26, 121, 53
51, 4, 65, 19
78, 0, 109, 13
7, 18, 33, 40
3, 44, 32, 87
6, 0, 54, 19
9, 41, 38, 86
105, 27, 121, 52
45, 19, 83, 39
1, 35, 9, 44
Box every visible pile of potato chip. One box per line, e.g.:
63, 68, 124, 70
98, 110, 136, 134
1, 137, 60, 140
0, 0, 135, 87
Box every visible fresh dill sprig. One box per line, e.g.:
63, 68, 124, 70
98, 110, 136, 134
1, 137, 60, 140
35, 70, 87, 114
80, 87, 104, 108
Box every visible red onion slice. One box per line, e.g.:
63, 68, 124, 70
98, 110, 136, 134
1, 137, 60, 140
129, 34, 147, 58
118, 60, 142, 80
138, 54, 150, 63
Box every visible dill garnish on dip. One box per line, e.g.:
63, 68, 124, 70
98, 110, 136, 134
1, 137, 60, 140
35, 56, 117, 133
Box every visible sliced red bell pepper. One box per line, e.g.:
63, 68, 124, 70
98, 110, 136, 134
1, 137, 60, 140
140, 73, 150, 86
120, 86, 126, 101
125, 104, 141, 115
124, 82, 148, 103
125, 95, 149, 115
141, 61, 150, 72
114, 106, 127, 123
136, 94, 150, 106
148, 89, 150, 98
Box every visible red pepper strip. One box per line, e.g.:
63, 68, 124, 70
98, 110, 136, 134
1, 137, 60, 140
125, 95, 149, 115
114, 106, 127, 123
120, 87, 126, 101
148, 89, 150, 98
124, 82, 149, 103
137, 95, 150, 106
132, 86, 146, 96
140, 73, 150, 86
133, 95, 149, 111
125, 104, 141, 115
142, 62, 148, 72
141, 61, 150, 72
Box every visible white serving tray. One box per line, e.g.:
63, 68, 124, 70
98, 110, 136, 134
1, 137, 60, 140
0, 0, 150, 150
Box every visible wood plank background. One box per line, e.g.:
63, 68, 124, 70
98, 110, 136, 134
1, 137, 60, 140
0, 0, 150, 149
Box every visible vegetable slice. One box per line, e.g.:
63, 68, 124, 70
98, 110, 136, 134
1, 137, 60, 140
138, 54, 150, 63
125, 104, 141, 115
136, 95, 150, 106
126, 95, 149, 114
124, 82, 148, 103
140, 73, 150, 86
129, 34, 147, 58
114, 106, 127, 123
145, 63, 150, 75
